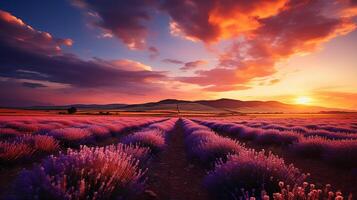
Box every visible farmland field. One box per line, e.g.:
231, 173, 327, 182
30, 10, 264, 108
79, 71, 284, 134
0, 114, 356, 200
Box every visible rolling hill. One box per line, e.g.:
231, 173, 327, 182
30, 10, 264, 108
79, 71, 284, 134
20, 98, 352, 114
121, 98, 349, 114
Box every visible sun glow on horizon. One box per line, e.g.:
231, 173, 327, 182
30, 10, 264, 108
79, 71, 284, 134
295, 96, 313, 105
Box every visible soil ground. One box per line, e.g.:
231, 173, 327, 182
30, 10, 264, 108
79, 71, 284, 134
144, 120, 210, 200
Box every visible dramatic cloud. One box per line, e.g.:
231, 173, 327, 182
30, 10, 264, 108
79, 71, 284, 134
99, 59, 153, 71
0, 45, 165, 88
0, 75, 209, 107
178, 41, 277, 90
0, 10, 166, 93
164, 0, 218, 42
1, 1, 357, 106
0, 10, 72, 55
71, 0, 288, 46
0, 79, 161, 106
162, 58, 207, 70
72, 0, 157, 50
71, 0, 357, 53
177, 0, 357, 91
180, 60, 207, 71
163, 0, 288, 43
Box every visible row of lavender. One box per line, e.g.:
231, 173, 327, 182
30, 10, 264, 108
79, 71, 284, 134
0, 117, 164, 165
5, 118, 178, 200
0, 117, 164, 140
235, 118, 357, 134
194, 119, 357, 168
181, 119, 347, 200
240, 121, 357, 140
201, 117, 357, 140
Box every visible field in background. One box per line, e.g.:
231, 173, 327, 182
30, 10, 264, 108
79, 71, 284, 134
0, 113, 356, 200
1, 108, 356, 118
0, 108, 229, 117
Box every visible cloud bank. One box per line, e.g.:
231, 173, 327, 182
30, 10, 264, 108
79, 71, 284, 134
1, 0, 357, 106
0, 9, 169, 106
73, 0, 357, 92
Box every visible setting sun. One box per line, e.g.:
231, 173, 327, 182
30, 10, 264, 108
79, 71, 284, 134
295, 96, 312, 105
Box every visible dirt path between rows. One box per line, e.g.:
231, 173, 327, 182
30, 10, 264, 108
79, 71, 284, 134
145, 120, 210, 200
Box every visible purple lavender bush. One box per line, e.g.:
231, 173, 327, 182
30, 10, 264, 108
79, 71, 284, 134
147, 118, 177, 133
182, 119, 244, 167
8, 145, 147, 200
291, 136, 329, 158
204, 150, 307, 200
85, 125, 111, 139
48, 128, 94, 146
122, 129, 165, 153
16, 135, 59, 153
255, 130, 302, 146
0, 141, 35, 164
122, 119, 177, 153
0, 135, 59, 164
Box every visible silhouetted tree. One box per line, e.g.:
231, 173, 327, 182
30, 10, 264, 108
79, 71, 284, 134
67, 107, 77, 114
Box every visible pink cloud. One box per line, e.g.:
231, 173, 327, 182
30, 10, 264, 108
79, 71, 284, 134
177, 0, 357, 91
163, 0, 288, 43
0, 10, 72, 55
0, 10, 170, 105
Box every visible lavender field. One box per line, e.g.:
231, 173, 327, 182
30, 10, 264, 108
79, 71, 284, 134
0, 115, 356, 200
2, 0, 357, 199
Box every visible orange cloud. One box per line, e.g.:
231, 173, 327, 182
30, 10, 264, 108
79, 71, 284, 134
177, 0, 357, 92
0, 9, 171, 106
208, 0, 288, 40
108, 59, 153, 71
0, 10, 72, 54
255, 2, 356, 59
165, 0, 289, 43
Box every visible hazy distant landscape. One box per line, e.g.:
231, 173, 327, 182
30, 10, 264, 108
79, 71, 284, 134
3, 98, 354, 117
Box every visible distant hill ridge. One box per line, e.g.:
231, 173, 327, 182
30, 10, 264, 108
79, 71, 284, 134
24, 98, 352, 113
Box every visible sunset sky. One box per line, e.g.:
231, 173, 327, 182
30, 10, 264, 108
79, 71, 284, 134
0, 0, 356, 109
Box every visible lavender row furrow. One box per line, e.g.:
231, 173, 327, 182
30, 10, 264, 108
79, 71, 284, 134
182, 119, 345, 200
232, 118, 357, 134
6, 118, 178, 200
195, 119, 357, 168
0, 117, 165, 165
